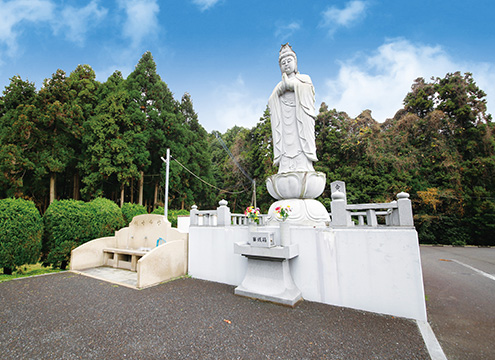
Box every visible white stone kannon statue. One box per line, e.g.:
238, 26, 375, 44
268, 43, 317, 174
266, 44, 330, 225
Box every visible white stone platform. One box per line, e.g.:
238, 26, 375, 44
188, 225, 427, 321
72, 267, 138, 288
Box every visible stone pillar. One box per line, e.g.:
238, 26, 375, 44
216, 199, 231, 227
330, 181, 351, 227
190, 205, 199, 226
396, 192, 414, 226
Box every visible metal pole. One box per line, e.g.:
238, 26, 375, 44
253, 179, 256, 209
161, 148, 170, 221
165, 148, 170, 220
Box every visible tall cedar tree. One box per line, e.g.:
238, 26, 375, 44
125, 52, 180, 208
178, 93, 216, 209
80, 71, 149, 203
37, 69, 79, 206
0, 76, 38, 198
68, 65, 100, 201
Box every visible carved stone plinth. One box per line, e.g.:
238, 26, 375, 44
266, 171, 326, 200
234, 243, 302, 307
267, 199, 330, 226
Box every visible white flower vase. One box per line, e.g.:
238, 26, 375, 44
248, 220, 257, 234
280, 221, 290, 246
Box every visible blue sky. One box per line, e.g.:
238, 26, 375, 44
1, 0, 494, 132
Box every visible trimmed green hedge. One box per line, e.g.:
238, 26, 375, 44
121, 202, 148, 225
152, 207, 189, 228
0, 198, 43, 274
42, 198, 125, 269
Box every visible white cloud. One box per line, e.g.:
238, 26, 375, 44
275, 21, 301, 42
321, 0, 367, 36
0, 0, 108, 60
200, 75, 267, 132
118, 0, 160, 48
57, 0, 108, 45
0, 0, 54, 58
192, 0, 221, 12
321, 39, 495, 121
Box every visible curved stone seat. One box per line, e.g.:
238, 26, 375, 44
70, 214, 188, 288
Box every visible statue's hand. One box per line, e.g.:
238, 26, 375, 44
278, 73, 289, 95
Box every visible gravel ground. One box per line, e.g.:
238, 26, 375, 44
0, 273, 430, 359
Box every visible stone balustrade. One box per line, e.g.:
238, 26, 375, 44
329, 181, 414, 227
190, 200, 269, 227
190, 181, 413, 229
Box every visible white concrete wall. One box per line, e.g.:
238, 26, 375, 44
188, 227, 248, 285
291, 227, 426, 321
188, 225, 427, 321
177, 216, 190, 233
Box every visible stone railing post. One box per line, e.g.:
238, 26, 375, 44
330, 181, 351, 226
396, 192, 414, 226
216, 199, 231, 227
366, 209, 378, 227
190, 205, 199, 226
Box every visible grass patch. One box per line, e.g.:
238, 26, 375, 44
0, 263, 63, 283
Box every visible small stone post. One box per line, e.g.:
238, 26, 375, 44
190, 205, 199, 226
216, 199, 231, 227
330, 181, 351, 226
396, 192, 414, 226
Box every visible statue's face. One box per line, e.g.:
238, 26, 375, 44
280, 55, 296, 76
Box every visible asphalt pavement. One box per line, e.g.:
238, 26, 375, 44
421, 245, 495, 360
2, 244, 492, 359
1, 272, 429, 359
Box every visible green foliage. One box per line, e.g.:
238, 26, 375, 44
0, 53, 220, 211
151, 207, 189, 228
0, 263, 61, 282
1, 57, 493, 247
246, 107, 276, 213
208, 126, 254, 213
87, 198, 126, 238
42, 198, 124, 269
121, 202, 148, 225
0, 198, 43, 274
311, 72, 494, 245
80, 70, 148, 201
0, 77, 39, 198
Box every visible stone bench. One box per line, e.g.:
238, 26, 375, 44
70, 214, 188, 288
103, 248, 149, 271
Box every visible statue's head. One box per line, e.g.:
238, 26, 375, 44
279, 43, 298, 75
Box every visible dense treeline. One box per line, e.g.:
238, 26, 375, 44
1, 52, 493, 246
211, 72, 494, 246
0, 52, 215, 211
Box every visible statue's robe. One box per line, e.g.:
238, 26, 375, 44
268, 73, 317, 173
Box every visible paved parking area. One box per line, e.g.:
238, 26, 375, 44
0, 272, 430, 359
421, 245, 495, 360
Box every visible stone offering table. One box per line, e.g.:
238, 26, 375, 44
234, 242, 302, 306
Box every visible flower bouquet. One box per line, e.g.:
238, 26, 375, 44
275, 205, 291, 221
245, 206, 261, 225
